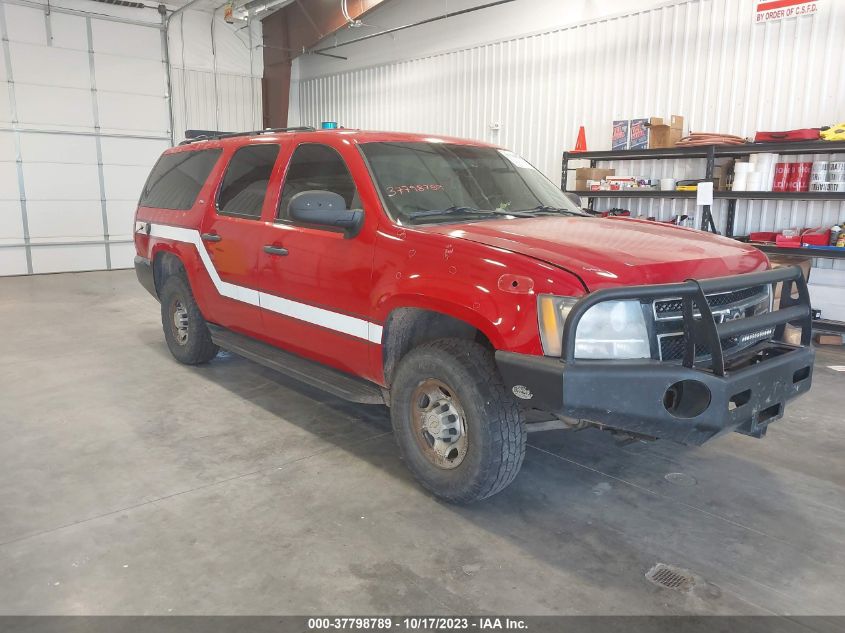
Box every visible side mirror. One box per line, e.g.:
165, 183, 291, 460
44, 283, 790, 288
288, 190, 363, 236
563, 191, 583, 209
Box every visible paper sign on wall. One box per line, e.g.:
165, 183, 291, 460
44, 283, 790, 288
696, 182, 713, 206
754, 0, 821, 23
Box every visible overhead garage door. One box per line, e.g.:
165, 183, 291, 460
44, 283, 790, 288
0, 0, 170, 276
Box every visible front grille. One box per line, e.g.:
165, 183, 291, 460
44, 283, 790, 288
654, 286, 772, 361
660, 336, 712, 361
654, 286, 767, 319
659, 334, 748, 361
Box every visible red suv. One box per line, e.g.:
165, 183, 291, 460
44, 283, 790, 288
134, 127, 814, 503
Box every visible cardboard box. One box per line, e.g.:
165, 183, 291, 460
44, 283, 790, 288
575, 168, 614, 181
815, 333, 843, 346
629, 118, 649, 150
769, 254, 812, 306
612, 120, 629, 151
782, 325, 802, 346
770, 254, 812, 346
648, 115, 685, 149
575, 180, 606, 191
714, 158, 735, 191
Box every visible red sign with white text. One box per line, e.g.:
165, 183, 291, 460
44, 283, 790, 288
755, 0, 820, 23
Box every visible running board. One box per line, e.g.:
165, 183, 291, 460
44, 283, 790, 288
208, 325, 385, 405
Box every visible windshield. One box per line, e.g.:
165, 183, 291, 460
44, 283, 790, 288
359, 141, 585, 225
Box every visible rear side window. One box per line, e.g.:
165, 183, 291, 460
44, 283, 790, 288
217, 144, 280, 219
139, 149, 221, 210
278, 144, 358, 220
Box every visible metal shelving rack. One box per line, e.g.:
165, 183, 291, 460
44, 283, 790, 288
561, 140, 845, 236
561, 140, 845, 334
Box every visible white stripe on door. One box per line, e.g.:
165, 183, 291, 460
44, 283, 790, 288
148, 224, 383, 344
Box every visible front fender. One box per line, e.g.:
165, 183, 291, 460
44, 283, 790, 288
377, 292, 507, 350
371, 226, 586, 355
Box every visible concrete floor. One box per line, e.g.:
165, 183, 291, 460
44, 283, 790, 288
1, 269, 844, 616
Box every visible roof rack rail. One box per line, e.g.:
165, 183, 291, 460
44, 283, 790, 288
179, 127, 317, 145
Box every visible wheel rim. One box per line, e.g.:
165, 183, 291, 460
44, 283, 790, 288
170, 298, 189, 345
410, 379, 468, 469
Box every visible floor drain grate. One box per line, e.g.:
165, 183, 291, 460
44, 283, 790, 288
646, 563, 695, 591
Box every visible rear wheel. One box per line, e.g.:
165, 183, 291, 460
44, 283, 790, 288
390, 339, 526, 503
160, 275, 219, 365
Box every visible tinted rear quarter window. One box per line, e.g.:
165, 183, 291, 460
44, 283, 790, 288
140, 149, 221, 210
217, 144, 280, 219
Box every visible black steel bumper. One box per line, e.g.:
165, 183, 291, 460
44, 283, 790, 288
134, 255, 157, 299
497, 266, 815, 445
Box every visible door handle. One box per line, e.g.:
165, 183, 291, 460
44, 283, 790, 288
263, 245, 289, 256
201, 232, 222, 242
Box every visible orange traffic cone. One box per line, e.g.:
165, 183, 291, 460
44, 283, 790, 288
573, 126, 587, 152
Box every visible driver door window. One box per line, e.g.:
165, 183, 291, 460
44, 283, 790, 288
277, 144, 359, 221
259, 142, 374, 378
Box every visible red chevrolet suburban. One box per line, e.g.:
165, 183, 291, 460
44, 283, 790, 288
134, 127, 814, 503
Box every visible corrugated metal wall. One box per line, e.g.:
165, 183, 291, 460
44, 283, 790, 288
170, 67, 261, 140
297, 0, 844, 270
168, 9, 262, 143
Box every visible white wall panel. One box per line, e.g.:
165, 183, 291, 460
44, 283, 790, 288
22, 163, 99, 201
0, 247, 27, 274
94, 53, 164, 96
180, 10, 214, 72
0, 162, 18, 200
0, 129, 13, 160
295, 0, 845, 279
2, 3, 45, 45
30, 244, 106, 273
102, 164, 150, 201
90, 19, 160, 60
49, 12, 87, 50
19, 133, 97, 164
0, 84, 9, 121
108, 240, 135, 269
0, 200, 24, 244
97, 91, 168, 135
9, 42, 90, 89
106, 200, 138, 241
26, 200, 103, 241
99, 136, 169, 166
211, 16, 254, 76
14, 84, 95, 129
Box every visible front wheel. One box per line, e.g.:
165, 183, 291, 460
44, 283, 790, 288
390, 339, 526, 503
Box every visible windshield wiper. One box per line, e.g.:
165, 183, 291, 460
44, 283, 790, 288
407, 206, 540, 219
406, 206, 491, 218
404, 206, 554, 224
516, 205, 585, 216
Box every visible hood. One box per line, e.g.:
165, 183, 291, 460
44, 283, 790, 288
422, 216, 769, 290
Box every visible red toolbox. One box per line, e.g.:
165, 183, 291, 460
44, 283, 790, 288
749, 231, 779, 243
800, 227, 831, 246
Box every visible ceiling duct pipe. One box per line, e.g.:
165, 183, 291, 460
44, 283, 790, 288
312, 0, 516, 54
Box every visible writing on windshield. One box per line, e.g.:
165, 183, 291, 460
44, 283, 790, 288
361, 141, 582, 225
386, 183, 445, 197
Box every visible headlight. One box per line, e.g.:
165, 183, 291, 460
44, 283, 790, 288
538, 295, 651, 359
